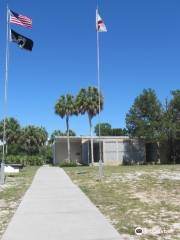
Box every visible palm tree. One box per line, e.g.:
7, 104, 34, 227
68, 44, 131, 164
55, 94, 77, 162
76, 87, 103, 165
0, 117, 21, 154
20, 125, 48, 155
0, 117, 21, 145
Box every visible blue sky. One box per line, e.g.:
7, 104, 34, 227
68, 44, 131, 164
0, 0, 179, 136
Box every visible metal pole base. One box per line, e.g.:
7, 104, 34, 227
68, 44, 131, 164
0, 162, 5, 185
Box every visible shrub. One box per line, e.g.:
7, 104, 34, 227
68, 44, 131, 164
26, 156, 44, 166
40, 145, 53, 164
5, 155, 44, 166
5, 155, 24, 164
59, 161, 77, 167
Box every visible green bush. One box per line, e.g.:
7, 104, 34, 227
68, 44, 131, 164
5, 155, 23, 164
5, 155, 44, 166
40, 145, 53, 164
59, 161, 77, 167
26, 156, 44, 166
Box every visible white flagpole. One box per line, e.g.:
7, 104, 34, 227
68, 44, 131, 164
0, 5, 10, 185
96, 7, 103, 180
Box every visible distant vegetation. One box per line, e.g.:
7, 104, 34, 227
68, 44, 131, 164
94, 123, 128, 136
126, 89, 180, 164
54, 87, 180, 165
0, 88, 179, 165
49, 129, 76, 144
0, 118, 51, 165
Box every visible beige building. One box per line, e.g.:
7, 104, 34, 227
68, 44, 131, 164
53, 136, 145, 166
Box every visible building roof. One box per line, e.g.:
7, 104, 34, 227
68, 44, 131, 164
54, 136, 130, 143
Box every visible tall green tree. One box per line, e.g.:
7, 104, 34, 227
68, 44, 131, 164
126, 89, 162, 141
111, 128, 128, 136
20, 125, 48, 155
170, 90, 180, 163
126, 89, 162, 163
0, 117, 21, 154
76, 87, 103, 164
160, 90, 180, 163
55, 94, 77, 162
94, 123, 112, 136
170, 90, 180, 137
94, 123, 128, 136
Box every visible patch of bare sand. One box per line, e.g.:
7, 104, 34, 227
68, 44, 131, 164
110, 172, 143, 182
109, 169, 180, 183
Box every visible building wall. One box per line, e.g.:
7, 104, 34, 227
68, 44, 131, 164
54, 141, 81, 165
54, 137, 146, 165
103, 139, 145, 165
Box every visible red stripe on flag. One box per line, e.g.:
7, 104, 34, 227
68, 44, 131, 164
10, 14, 32, 28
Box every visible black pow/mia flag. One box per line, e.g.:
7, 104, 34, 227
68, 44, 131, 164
10, 29, 33, 51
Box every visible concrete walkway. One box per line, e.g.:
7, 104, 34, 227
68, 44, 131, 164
2, 166, 122, 240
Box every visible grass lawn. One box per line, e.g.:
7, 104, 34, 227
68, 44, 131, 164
64, 164, 180, 240
0, 166, 39, 238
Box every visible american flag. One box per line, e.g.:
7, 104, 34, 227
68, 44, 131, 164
9, 10, 32, 29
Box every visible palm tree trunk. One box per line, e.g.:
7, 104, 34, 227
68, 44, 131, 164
66, 116, 70, 162
88, 114, 94, 165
